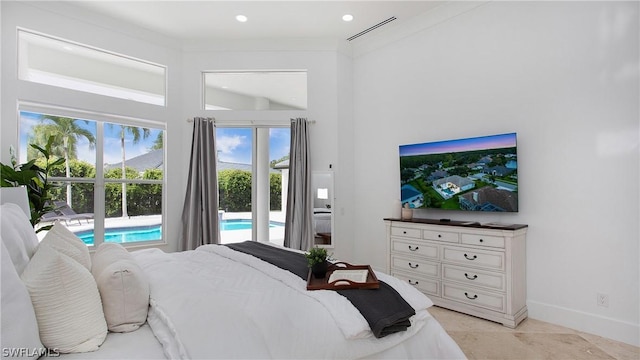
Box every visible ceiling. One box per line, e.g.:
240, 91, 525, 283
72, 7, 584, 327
67, 1, 443, 42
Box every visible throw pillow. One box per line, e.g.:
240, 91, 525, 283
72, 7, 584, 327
20, 243, 107, 353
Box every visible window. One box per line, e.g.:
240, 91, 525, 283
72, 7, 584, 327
217, 126, 290, 245
19, 107, 165, 247
18, 29, 166, 106
203, 71, 307, 110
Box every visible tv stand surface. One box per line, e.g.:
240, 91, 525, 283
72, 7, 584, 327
384, 218, 528, 328
384, 217, 528, 231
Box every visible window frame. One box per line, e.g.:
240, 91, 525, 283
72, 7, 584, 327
215, 123, 290, 245
17, 28, 167, 107
18, 102, 167, 249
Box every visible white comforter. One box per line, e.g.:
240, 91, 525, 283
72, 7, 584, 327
132, 244, 465, 359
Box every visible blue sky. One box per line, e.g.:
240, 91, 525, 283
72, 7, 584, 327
399, 133, 517, 157
216, 127, 290, 164
19, 112, 290, 166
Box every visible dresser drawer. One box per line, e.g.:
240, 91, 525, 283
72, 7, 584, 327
461, 233, 505, 248
391, 255, 439, 278
423, 229, 459, 243
392, 271, 440, 297
391, 239, 438, 260
442, 246, 504, 270
391, 226, 422, 239
442, 264, 505, 291
443, 283, 505, 312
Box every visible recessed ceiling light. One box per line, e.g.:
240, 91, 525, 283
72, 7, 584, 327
236, 15, 248, 23
342, 14, 354, 22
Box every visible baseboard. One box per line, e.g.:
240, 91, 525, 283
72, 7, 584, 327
527, 300, 639, 347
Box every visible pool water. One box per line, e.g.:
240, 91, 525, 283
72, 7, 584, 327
76, 225, 162, 245
221, 219, 283, 231
75, 219, 284, 245
441, 188, 455, 195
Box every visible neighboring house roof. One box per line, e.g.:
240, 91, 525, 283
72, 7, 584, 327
485, 165, 514, 177
106, 149, 163, 172
458, 186, 518, 212
218, 161, 281, 174
432, 175, 474, 188
478, 156, 492, 164
273, 159, 289, 169
107, 150, 280, 174
401, 184, 422, 202
427, 170, 449, 181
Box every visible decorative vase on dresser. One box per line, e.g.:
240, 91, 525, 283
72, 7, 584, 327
384, 218, 528, 328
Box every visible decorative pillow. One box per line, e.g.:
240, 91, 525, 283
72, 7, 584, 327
0, 203, 39, 275
39, 222, 91, 270
20, 243, 107, 353
92, 243, 150, 333
1, 240, 44, 359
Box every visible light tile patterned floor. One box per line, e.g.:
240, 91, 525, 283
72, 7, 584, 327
428, 306, 640, 360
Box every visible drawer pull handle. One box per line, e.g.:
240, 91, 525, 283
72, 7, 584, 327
465, 273, 478, 280
408, 280, 419, 286
464, 292, 478, 300
408, 245, 419, 251
464, 254, 477, 260
408, 262, 419, 269
438, 234, 442, 238
403, 231, 407, 234
479, 239, 484, 243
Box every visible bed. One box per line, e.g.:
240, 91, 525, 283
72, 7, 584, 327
313, 207, 332, 234
0, 201, 465, 360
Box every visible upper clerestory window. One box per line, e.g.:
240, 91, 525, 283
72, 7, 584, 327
18, 29, 167, 106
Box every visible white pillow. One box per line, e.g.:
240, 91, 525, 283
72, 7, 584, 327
1, 203, 39, 275
39, 222, 91, 270
92, 243, 150, 333
1, 239, 43, 359
20, 243, 107, 353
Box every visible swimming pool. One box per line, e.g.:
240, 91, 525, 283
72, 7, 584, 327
441, 188, 455, 195
75, 219, 284, 245
75, 225, 162, 245
221, 219, 283, 231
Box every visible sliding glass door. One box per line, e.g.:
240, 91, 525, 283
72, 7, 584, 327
216, 126, 289, 245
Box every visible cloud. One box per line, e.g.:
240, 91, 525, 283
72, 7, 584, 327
217, 134, 247, 154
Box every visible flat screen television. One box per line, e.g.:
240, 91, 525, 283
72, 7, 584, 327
399, 132, 518, 212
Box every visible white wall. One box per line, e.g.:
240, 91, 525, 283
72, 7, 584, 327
351, 1, 639, 346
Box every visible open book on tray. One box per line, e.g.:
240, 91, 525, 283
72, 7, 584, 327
328, 269, 369, 284
307, 262, 379, 290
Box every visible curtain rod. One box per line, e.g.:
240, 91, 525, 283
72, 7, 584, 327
185, 118, 316, 124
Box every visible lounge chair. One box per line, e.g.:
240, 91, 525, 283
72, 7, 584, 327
52, 201, 94, 225
39, 210, 69, 224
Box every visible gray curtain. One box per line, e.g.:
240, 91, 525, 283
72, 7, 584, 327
284, 118, 313, 251
180, 117, 219, 251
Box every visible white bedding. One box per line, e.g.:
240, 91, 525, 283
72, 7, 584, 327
42, 324, 165, 360
131, 244, 466, 359
314, 208, 332, 234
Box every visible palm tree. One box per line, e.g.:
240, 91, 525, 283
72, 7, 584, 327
37, 116, 96, 207
150, 132, 163, 151
112, 125, 150, 217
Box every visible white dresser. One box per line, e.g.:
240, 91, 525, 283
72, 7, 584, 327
385, 218, 528, 328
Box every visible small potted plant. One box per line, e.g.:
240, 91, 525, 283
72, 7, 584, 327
305, 247, 329, 279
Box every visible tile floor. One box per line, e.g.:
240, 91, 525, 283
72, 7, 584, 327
428, 306, 640, 360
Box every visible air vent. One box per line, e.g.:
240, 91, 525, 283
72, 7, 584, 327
347, 16, 397, 41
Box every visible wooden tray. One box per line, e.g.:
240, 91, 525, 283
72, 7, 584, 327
306, 262, 379, 290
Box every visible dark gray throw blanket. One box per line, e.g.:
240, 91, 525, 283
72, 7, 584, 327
225, 241, 415, 338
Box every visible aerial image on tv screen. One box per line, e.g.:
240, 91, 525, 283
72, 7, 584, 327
399, 132, 518, 212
